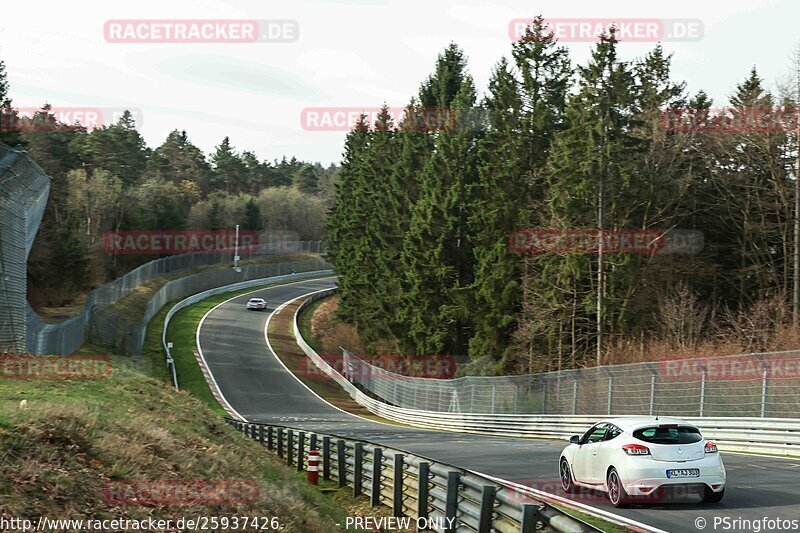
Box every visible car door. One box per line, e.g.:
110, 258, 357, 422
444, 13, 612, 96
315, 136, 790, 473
572, 424, 608, 485
594, 424, 623, 484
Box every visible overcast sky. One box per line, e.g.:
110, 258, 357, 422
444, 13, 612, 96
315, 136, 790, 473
1, 0, 797, 165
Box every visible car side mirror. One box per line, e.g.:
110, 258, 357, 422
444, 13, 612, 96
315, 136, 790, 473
569, 435, 581, 445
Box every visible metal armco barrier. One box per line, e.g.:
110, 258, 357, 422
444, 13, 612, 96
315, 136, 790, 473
294, 290, 800, 457
161, 268, 334, 388
225, 419, 597, 533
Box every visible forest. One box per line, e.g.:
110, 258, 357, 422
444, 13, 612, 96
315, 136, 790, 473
326, 18, 800, 374
0, 59, 336, 308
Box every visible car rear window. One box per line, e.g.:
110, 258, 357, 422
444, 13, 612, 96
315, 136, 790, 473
633, 425, 702, 444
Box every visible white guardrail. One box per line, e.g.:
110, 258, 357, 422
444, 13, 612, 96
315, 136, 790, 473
162, 270, 334, 388
294, 289, 800, 458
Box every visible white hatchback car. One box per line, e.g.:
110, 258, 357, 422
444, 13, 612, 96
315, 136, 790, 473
245, 297, 268, 311
559, 417, 726, 507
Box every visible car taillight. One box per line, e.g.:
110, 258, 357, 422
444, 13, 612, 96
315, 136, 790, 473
705, 441, 718, 453
623, 444, 651, 456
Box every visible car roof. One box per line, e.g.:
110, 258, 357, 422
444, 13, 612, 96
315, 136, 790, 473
248, 297, 265, 301
596, 416, 694, 432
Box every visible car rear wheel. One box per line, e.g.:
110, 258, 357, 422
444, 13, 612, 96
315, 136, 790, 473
702, 486, 724, 503
560, 459, 576, 494
607, 468, 630, 508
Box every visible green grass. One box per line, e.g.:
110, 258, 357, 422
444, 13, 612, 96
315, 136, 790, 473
140, 305, 171, 382
0, 360, 361, 531
550, 504, 627, 533
163, 284, 281, 417
286, 299, 417, 428
160, 276, 334, 416
298, 298, 324, 353
2, 274, 419, 531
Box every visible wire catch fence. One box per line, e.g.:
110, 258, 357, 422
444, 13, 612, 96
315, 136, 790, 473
341, 348, 800, 418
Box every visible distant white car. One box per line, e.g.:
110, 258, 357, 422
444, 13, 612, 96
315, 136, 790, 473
559, 417, 725, 507
245, 297, 268, 311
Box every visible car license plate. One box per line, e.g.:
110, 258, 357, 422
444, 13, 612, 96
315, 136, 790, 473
666, 469, 699, 478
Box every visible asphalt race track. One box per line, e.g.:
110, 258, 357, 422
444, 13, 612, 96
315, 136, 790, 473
197, 277, 800, 532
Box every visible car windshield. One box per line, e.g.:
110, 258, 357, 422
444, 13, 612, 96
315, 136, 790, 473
633, 425, 703, 445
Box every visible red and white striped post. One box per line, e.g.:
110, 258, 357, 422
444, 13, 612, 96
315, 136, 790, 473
307, 449, 320, 485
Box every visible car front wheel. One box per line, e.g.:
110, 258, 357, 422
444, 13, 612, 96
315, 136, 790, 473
560, 459, 576, 494
607, 468, 630, 508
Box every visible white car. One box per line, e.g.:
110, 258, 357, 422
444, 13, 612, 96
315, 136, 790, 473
559, 417, 725, 507
245, 297, 268, 311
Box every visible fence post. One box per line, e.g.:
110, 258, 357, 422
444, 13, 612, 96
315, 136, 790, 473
571, 378, 578, 416
393, 453, 404, 517
267, 426, 274, 450
287, 430, 294, 467
478, 485, 496, 533
417, 462, 430, 523
541, 375, 548, 414
259, 425, 265, 446
445, 471, 461, 533
470, 383, 475, 413
699, 367, 707, 417
644, 363, 658, 415
491, 385, 496, 414
323, 436, 331, 481
310, 433, 317, 453
337, 440, 347, 488
650, 374, 656, 415
521, 504, 540, 533
758, 355, 770, 417
353, 443, 364, 496
277, 428, 284, 458
297, 432, 306, 472
513, 386, 518, 413
371, 448, 383, 507
602, 367, 613, 415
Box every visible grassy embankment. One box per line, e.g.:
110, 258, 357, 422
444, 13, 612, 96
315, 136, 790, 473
0, 361, 390, 531
1, 270, 413, 530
